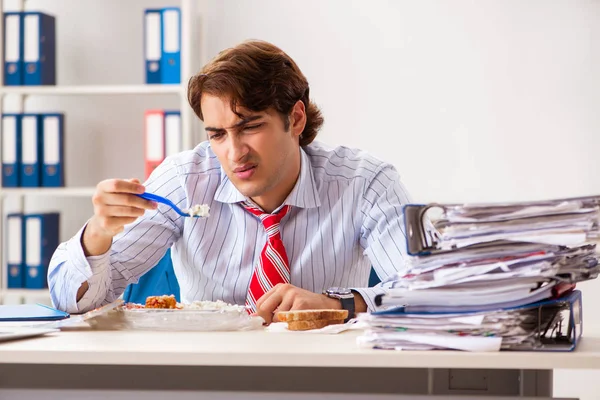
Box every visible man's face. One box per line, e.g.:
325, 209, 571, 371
201, 95, 301, 206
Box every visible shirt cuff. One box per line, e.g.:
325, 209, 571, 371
350, 286, 386, 313
64, 221, 110, 313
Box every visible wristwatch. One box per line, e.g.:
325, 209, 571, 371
323, 287, 355, 322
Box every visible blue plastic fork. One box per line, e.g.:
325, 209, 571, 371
136, 192, 195, 217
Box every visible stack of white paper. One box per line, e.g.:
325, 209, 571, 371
360, 196, 600, 351
357, 302, 562, 351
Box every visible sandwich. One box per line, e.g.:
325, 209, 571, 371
275, 309, 348, 331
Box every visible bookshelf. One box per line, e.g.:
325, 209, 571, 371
0, 0, 203, 304
0, 84, 183, 96
0, 187, 97, 197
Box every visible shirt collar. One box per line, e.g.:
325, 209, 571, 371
213, 147, 321, 209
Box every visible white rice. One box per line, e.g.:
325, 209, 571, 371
182, 300, 245, 312
184, 204, 210, 217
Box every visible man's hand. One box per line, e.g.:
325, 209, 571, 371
76, 178, 157, 302
255, 283, 365, 325
82, 178, 157, 257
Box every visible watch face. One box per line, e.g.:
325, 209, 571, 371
328, 287, 352, 295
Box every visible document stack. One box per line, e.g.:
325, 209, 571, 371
144, 109, 181, 178
1, 113, 65, 187
3, 11, 56, 86
358, 196, 600, 352
144, 8, 181, 84
6, 212, 60, 289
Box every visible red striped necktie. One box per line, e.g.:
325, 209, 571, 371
241, 201, 291, 313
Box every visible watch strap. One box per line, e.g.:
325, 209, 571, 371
340, 296, 355, 322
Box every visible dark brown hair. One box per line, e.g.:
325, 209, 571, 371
187, 40, 323, 146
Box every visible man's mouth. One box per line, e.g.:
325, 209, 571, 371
233, 164, 257, 179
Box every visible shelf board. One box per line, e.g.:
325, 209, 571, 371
0, 84, 183, 96
1, 289, 50, 296
0, 187, 96, 197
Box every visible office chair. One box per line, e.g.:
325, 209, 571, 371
122, 249, 181, 303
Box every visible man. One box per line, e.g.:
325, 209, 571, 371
48, 40, 412, 324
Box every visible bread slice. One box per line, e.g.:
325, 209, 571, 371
276, 309, 348, 322
287, 319, 345, 331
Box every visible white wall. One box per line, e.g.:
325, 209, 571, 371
192, 2, 600, 398
2, 1, 599, 398
196, 0, 600, 204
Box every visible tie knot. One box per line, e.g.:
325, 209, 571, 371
242, 202, 291, 233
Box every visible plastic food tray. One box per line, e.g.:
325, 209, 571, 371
118, 307, 263, 331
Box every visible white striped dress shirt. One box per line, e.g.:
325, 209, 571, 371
48, 141, 412, 313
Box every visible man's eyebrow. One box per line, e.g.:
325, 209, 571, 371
205, 115, 263, 132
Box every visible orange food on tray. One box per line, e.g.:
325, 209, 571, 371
145, 295, 177, 309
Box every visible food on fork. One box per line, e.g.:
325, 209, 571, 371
145, 294, 178, 309
275, 309, 348, 331
184, 203, 210, 217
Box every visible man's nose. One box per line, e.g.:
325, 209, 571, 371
228, 135, 248, 162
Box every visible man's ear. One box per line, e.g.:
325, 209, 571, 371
289, 100, 307, 139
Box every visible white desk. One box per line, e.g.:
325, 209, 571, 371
1, 329, 599, 369
0, 328, 597, 399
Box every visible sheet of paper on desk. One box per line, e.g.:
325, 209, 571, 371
357, 331, 502, 352
266, 319, 367, 334
380, 281, 555, 312
360, 317, 488, 331
441, 230, 589, 249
